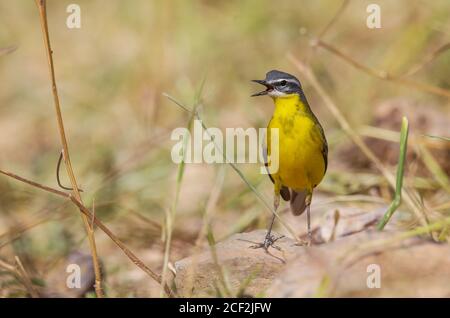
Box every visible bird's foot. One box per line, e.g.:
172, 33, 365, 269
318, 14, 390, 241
250, 234, 284, 252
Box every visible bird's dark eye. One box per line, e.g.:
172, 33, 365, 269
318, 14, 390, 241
279, 80, 287, 86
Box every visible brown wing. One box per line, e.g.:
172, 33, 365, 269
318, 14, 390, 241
310, 111, 328, 174
320, 126, 328, 173
322, 137, 328, 173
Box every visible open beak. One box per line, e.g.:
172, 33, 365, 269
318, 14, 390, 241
251, 79, 272, 97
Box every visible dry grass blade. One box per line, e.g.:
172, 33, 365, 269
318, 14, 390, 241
304, 0, 349, 66
184, 165, 225, 296
422, 134, 450, 142
403, 42, 450, 76
34, 0, 103, 297
0, 45, 18, 57
0, 258, 39, 298
0, 168, 174, 297
317, 0, 350, 40
0, 201, 70, 248
160, 80, 205, 297
416, 143, 450, 194
68, 196, 174, 297
340, 216, 450, 266
206, 226, 232, 297
14, 256, 39, 298
0, 169, 68, 197
312, 39, 450, 98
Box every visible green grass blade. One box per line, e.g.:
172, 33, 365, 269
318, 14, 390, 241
377, 117, 409, 230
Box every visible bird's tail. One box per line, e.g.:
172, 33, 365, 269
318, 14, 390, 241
290, 190, 308, 216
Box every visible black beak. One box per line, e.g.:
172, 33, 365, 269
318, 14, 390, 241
251, 79, 272, 97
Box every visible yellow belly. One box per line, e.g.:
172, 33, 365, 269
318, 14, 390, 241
267, 96, 326, 192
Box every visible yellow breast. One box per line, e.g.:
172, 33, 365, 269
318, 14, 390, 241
267, 94, 326, 192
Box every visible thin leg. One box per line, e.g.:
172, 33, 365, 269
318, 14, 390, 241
306, 203, 312, 246
250, 193, 284, 251
306, 192, 313, 246
265, 194, 279, 238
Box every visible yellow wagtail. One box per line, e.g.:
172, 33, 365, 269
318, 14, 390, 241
252, 70, 328, 249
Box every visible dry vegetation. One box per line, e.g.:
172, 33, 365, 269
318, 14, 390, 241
0, 0, 449, 297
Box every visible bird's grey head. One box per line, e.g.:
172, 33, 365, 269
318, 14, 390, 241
252, 70, 302, 98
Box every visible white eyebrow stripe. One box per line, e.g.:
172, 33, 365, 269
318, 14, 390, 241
270, 78, 300, 86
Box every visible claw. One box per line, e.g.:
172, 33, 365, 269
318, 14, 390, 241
249, 234, 284, 251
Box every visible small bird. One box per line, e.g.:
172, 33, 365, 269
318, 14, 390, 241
252, 70, 328, 249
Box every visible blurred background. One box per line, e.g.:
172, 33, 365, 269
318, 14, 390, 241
0, 0, 449, 297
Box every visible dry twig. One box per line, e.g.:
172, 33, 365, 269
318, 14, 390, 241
34, 0, 103, 296
0, 168, 174, 297
0, 257, 39, 298
310, 39, 450, 99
